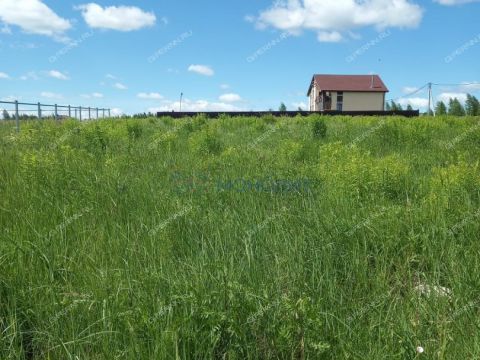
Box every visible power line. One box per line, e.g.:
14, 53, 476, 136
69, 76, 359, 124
386, 83, 429, 102
387, 81, 480, 103
432, 82, 480, 87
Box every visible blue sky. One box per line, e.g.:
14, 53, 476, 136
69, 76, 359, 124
0, 0, 479, 115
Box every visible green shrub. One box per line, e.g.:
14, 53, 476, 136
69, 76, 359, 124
189, 130, 223, 155
312, 118, 327, 139
127, 122, 143, 140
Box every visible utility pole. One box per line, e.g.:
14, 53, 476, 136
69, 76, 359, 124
15, 100, 19, 132
427, 82, 432, 116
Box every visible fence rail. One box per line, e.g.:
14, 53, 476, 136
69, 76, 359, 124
157, 110, 421, 119
0, 100, 111, 132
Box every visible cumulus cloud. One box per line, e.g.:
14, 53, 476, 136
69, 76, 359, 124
77, 3, 156, 31
219, 93, 242, 102
253, 0, 423, 42
114, 82, 128, 90
1, 24, 12, 34
1, 95, 19, 102
137, 92, 163, 100
150, 98, 242, 112
459, 82, 480, 92
434, 0, 480, 5
48, 70, 69, 80
111, 108, 123, 116
437, 92, 468, 104
81, 92, 104, 98
398, 97, 429, 109
292, 101, 308, 109
317, 31, 343, 43
20, 71, 39, 81
402, 86, 423, 94
188, 64, 214, 76
0, 0, 71, 39
41, 91, 63, 99
0, 72, 10, 79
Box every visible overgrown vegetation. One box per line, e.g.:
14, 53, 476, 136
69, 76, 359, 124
1, 114, 480, 359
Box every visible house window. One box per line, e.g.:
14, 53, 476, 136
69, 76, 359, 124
336, 91, 343, 111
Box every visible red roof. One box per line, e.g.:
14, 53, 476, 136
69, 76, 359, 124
308, 74, 389, 95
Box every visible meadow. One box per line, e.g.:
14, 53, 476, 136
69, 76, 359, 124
1, 114, 480, 359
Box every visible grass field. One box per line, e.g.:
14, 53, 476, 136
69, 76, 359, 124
1, 115, 480, 359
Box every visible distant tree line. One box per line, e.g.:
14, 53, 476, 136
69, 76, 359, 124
434, 94, 479, 116
385, 102, 413, 111
1, 110, 39, 120
132, 112, 156, 118
386, 93, 480, 116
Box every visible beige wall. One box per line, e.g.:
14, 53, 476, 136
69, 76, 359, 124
309, 89, 385, 111
331, 92, 337, 110
342, 92, 385, 111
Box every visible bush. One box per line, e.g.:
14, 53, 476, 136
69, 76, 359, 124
312, 118, 327, 139
127, 122, 143, 140
189, 130, 223, 155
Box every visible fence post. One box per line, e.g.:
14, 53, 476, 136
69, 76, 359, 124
102, 109, 105, 118
96, 108, 99, 119
79, 106, 82, 121
108, 109, 111, 117
37, 102, 42, 119
75, 108, 77, 119
68, 105, 71, 118
54, 104, 58, 122
15, 100, 19, 132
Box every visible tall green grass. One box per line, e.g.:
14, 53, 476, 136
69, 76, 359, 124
1, 115, 480, 359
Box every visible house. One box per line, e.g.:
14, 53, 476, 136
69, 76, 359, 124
307, 74, 389, 112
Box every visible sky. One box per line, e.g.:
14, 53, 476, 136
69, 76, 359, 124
0, 0, 479, 115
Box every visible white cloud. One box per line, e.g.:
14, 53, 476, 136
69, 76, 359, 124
188, 64, 214, 76
459, 82, 480, 92
81, 92, 104, 99
292, 101, 307, 109
219, 93, 242, 102
9, 42, 38, 50
114, 82, 128, 90
160, 16, 169, 26
105, 74, 116, 79
434, 0, 480, 5
402, 86, 422, 94
244, 15, 255, 23
1, 95, 19, 102
41, 91, 63, 99
1, 24, 12, 34
77, 3, 156, 31
137, 92, 163, 100
20, 71, 39, 80
437, 92, 468, 104
220, 84, 230, 90
0, 0, 71, 39
111, 108, 123, 116
254, 0, 423, 42
317, 31, 343, 43
48, 70, 69, 80
149, 98, 242, 112
398, 97, 429, 109
0, 72, 10, 79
